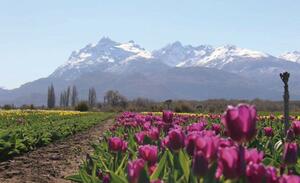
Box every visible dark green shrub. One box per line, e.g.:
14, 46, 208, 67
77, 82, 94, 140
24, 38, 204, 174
75, 101, 89, 112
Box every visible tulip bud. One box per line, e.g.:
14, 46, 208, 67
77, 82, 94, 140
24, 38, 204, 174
108, 137, 127, 152
292, 121, 300, 136
283, 142, 298, 165
127, 159, 145, 183
212, 124, 221, 134
192, 151, 209, 177
218, 146, 243, 179
162, 110, 173, 124
167, 129, 185, 151
246, 163, 266, 183
221, 104, 257, 143
279, 174, 300, 183
265, 166, 278, 183
138, 145, 158, 166
264, 127, 273, 137
245, 149, 264, 164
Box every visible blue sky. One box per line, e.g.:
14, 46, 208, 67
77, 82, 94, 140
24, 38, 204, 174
0, 0, 300, 89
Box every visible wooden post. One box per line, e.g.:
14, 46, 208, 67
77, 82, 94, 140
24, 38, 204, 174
280, 72, 290, 135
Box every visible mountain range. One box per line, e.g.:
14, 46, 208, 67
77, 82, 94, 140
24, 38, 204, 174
1, 37, 300, 106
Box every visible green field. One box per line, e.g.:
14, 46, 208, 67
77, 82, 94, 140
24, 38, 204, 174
0, 110, 114, 161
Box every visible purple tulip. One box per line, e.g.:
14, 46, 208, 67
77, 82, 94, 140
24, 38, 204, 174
147, 127, 160, 141
187, 122, 206, 132
195, 136, 219, 161
279, 174, 300, 183
127, 159, 145, 183
103, 174, 110, 183
292, 121, 300, 136
246, 163, 266, 183
217, 146, 243, 179
265, 166, 278, 183
167, 129, 185, 151
135, 131, 146, 145
138, 145, 158, 166
192, 151, 209, 177
245, 148, 264, 164
185, 133, 200, 156
108, 137, 127, 152
211, 124, 221, 134
264, 127, 273, 137
283, 142, 298, 165
221, 104, 257, 143
162, 110, 173, 124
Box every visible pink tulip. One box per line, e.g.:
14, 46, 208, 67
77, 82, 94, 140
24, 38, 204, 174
292, 121, 300, 136
167, 129, 185, 151
245, 148, 264, 164
135, 131, 146, 145
185, 133, 200, 156
246, 163, 266, 183
279, 174, 300, 183
192, 151, 208, 177
283, 142, 298, 165
221, 104, 257, 143
162, 110, 173, 123
265, 166, 278, 183
127, 159, 145, 183
147, 127, 160, 141
138, 145, 158, 166
212, 124, 221, 134
218, 146, 243, 179
108, 137, 127, 152
195, 136, 219, 161
264, 127, 273, 137
187, 122, 206, 132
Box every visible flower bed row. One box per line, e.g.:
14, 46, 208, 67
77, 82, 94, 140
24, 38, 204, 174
68, 104, 300, 183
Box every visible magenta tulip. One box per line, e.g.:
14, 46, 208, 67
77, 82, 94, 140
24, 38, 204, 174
192, 151, 209, 177
245, 149, 264, 164
265, 166, 278, 183
108, 137, 127, 152
218, 146, 243, 179
127, 159, 145, 183
279, 175, 300, 183
283, 142, 298, 165
211, 124, 221, 134
292, 121, 300, 136
135, 131, 146, 145
185, 133, 200, 156
167, 129, 185, 151
246, 163, 266, 183
138, 145, 158, 166
162, 110, 173, 123
221, 104, 257, 143
264, 127, 273, 137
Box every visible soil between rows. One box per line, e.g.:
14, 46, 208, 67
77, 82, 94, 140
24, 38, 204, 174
0, 119, 114, 183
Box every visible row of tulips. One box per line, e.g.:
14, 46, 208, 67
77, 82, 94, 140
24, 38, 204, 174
68, 104, 300, 183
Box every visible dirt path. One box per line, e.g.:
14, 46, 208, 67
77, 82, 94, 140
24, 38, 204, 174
0, 119, 114, 183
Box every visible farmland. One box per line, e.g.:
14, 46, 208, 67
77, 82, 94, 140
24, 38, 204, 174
0, 110, 114, 161
68, 106, 300, 183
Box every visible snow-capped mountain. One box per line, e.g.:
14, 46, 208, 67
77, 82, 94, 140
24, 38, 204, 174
51, 37, 154, 79
2, 37, 300, 105
279, 51, 300, 63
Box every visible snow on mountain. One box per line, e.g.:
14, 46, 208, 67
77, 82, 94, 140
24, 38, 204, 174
152, 41, 213, 67
51, 37, 153, 79
279, 51, 300, 63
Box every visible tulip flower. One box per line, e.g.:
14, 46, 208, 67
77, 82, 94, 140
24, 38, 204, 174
292, 121, 300, 136
127, 159, 146, 183
221, 104, 257, 143
103, 174, 110, 183
245, 149, 264, 164
147, 127, 160, 141
187, 122, 206, 132
108, 137, 127, 152
162, 110, 173, 123
212, 123, 221, 134
192, 151, 209, 177
138, 145, 158, 166
185, 133, 200, 156
279, 174, 300, 183
264, 127, 273, 137
283, 142, 298, 165
218, 146, 243, 179
135, 131, 146, 145
265, 166, 278, 183
167, 129, 185, 151
195, 136, 219, 161
246, 163, 266, 183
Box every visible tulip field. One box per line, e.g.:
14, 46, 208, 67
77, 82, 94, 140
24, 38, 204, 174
68, 104, 300, 183
0, 110, 113, 161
